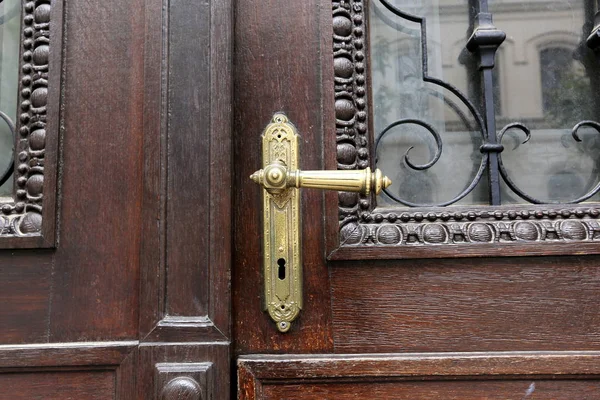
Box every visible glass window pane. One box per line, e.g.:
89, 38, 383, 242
370, 0, 489, 207
0, 0, 20, 197
491, 0, 598, 204
370, 0, 600, 206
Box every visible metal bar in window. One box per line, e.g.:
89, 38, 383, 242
466, 0, 505, 206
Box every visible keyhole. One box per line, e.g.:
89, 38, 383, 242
277, 258, 286, 280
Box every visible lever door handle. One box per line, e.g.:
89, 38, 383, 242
251, 162, 391, 195
251, 113, 391, 332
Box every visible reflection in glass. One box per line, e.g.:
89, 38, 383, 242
371, 0, 487, 206
541, 47, 580, 114
0, 0, 20, 196
493, 0, 598, 204
371, 0, 600, 206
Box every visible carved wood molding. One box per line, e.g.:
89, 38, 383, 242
330, 0, 600, 257
0, 341, 137, 368
0, 0, 62, 247
341, 207, 600, 246
238, 352, 600, 399
239, 352, 600, 379
156, 363, 212, 400
141, 0, 231, 340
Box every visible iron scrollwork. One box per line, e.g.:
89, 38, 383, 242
332, 0, 600, 248
496, 121, 600, 204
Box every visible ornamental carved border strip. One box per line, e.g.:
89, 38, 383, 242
0, 0, 53, 238
332, 0, 600, 247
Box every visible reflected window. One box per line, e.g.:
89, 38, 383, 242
540, 46, 591, 126
541, 47, 575, 113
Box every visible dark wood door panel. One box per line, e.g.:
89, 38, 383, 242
48, 0, 144, 343
0, 0, 144, 345
137, 343, 229, 400
162, 0, 211, 318
0, 253, 53, 343
0, 342, 137, 399
239, 353, 600, 399
260, 380, 600, 400
0, 0, 233, 396
330, 257, 600, 352
232, 0, 334, 356
228, 0, 600, 396
0, 371, 115, 400
141, 0, 232, 343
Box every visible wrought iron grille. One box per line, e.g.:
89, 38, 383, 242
370, 0, 600, 207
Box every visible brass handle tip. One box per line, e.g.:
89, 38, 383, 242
250, 171, 260, 184
372, 168, 392, 195
383, 175, 392, 189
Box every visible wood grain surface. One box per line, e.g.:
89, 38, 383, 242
261, 380, 600, 399
239, 353, 600, 399
1, 0, 233, 397
0, 371, 115, 400
233, 0, 334, 354
331, 257, 600, 352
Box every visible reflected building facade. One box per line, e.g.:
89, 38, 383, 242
371, 0, 600, 206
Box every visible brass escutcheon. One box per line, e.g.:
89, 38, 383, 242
250, 113, 391, 332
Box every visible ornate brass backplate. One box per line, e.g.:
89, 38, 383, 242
258, 113, 302, 333
251, 113, 391, 332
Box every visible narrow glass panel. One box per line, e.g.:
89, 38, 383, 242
491, 0, 600, 204
370, 0, 488, 207
0, 0, 20, 197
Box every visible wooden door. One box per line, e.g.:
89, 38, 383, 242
1, 0, 232, 398
233, 0, 600, 398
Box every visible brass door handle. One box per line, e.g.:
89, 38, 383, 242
250, 161, 391, 195
251, 113, 392, 332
